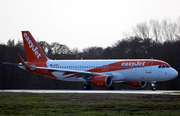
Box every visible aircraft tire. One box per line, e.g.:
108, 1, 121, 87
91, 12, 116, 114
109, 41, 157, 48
83, 84, 91, 90
152, 87, 156, 91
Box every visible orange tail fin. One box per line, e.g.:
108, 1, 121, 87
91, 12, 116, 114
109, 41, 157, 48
22, 31, 48, 62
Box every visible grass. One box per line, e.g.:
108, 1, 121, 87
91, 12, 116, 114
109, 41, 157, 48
0, 92, 180, 116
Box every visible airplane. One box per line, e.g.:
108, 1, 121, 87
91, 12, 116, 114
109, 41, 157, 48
3, 31, 178, 90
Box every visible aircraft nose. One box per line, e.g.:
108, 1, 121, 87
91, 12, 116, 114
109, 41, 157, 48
170, 69, 178, 79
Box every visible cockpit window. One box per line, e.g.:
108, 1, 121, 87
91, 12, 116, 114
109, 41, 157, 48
166, 65, 170, 68
158, 65, 171, 68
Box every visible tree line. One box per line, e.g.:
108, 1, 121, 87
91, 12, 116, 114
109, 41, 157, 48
0, 17, 180, 90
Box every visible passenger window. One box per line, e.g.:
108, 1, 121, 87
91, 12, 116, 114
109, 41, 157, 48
158, 65, 161, 68
162, 65, 165, 68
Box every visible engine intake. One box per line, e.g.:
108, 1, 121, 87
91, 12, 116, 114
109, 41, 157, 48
91, 75, 112, 87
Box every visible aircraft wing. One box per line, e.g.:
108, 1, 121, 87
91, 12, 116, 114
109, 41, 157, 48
36, 66, 105, 76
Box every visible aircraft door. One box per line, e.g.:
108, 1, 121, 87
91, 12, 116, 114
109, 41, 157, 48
146, 61, 153, 73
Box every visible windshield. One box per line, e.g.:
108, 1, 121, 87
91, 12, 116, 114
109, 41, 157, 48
158, 65, 171, 68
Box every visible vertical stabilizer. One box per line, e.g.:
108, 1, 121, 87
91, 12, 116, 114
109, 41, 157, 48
22, 31, 48, 62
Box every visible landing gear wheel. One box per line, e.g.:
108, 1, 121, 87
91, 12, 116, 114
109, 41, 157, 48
83, 84, 91, 90
151, 81, 156, 91
152, 87, 156, 91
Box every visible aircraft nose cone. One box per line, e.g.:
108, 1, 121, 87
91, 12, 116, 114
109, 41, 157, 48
171, 69, 178, 79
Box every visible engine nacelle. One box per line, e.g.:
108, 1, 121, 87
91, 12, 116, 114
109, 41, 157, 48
126, 81, 146, 88
91, 75, 112, 87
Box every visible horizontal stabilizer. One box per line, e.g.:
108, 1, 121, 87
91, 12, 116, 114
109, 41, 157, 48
17, 53, 36, 70
2, 62, 23, 66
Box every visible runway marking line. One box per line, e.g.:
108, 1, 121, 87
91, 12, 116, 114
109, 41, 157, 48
0, 90, 180, 95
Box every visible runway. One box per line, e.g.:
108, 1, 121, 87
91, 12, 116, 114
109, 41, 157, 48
0, 90, 180, 95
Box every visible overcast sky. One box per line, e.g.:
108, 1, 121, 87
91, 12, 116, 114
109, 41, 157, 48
0, 0, 180, 51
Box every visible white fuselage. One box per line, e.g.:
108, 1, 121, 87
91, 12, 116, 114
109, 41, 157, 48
43, 59, 178, 82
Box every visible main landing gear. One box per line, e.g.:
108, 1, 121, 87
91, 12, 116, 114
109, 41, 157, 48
82, 84, 91, 90
106, 85, 114, 90
151, 81, 156, 91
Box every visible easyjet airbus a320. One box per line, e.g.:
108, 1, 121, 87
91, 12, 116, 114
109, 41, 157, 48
4, 31, 178, 90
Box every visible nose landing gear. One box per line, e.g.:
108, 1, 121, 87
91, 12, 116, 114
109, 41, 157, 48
151, 81, 156, 91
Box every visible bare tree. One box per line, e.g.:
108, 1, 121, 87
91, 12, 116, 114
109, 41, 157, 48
38, 41, 50, 55
133, 22, 150, 39
71, 47, 80, 59
50, 42, 72, 60
175, 16, 180, 39
150, 20, 162, 42
82, 47, 103, 59
15, 39, 24, 51
161, 19, 177, 41
7, 39, 15, 47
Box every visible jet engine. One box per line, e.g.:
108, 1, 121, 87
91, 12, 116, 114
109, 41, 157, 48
91, 75, 112, 87
126, 81, 146, 88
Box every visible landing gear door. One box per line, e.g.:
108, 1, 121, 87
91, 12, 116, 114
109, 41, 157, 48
146, 61, 153, 73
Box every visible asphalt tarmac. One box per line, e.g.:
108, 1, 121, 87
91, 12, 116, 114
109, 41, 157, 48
0, 90, 180, 95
